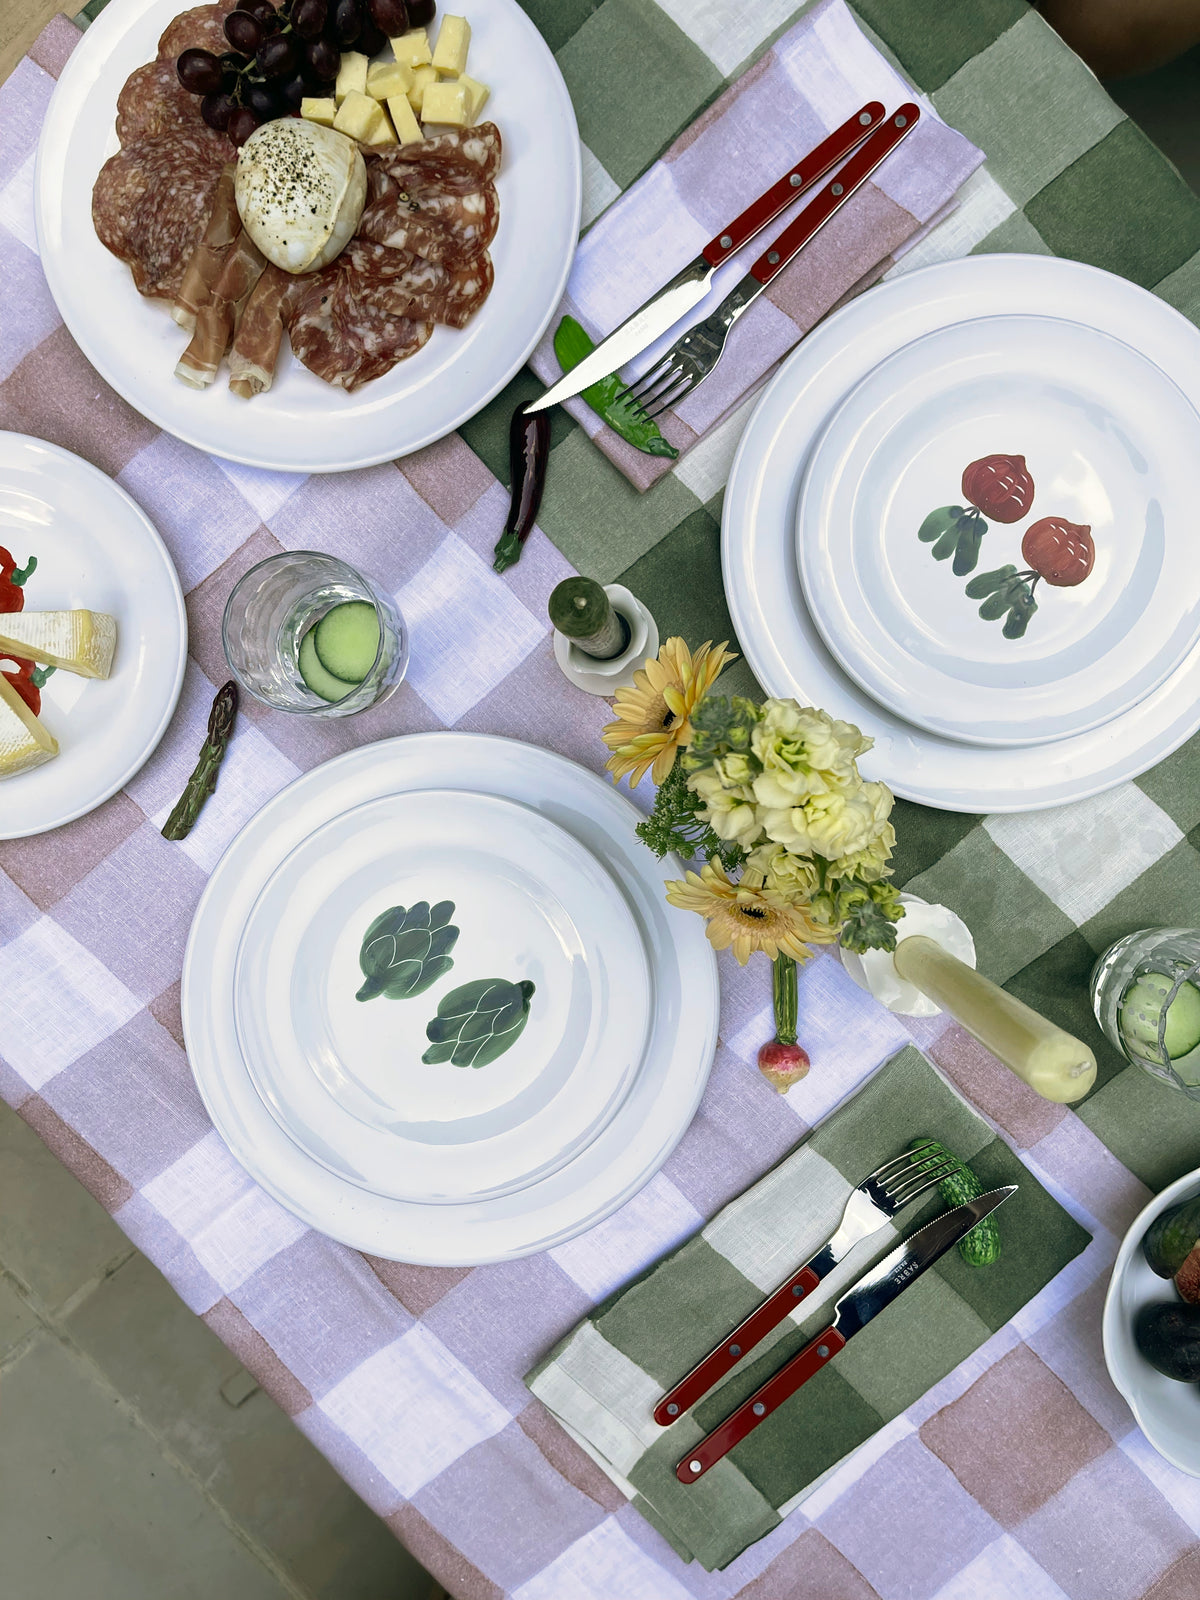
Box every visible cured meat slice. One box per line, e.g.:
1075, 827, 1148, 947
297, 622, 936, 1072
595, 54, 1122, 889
157, 0, 240, 60
176, 300, 234, 388
356, 179, 498, 266
229, 265, 288, 397
173, 162, 239, 329
213, 229, 267, 306
372, 124, 502, 189
282, 264, 432, 390
93, 134, 228, 299
342, 240, 493, 330
115, 59, 226, 147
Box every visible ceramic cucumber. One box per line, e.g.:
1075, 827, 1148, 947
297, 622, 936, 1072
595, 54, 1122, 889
909, 1137, 1001, 1267
312, 601, 380, 682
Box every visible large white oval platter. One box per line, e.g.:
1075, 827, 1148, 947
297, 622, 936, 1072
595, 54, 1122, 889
234, 788, 652, 1202
797, 314, 1200, 747
0, 432, 186, 839
181, 734, 719, 1263
723, 255, 1200, 813
35, 0, 581, 471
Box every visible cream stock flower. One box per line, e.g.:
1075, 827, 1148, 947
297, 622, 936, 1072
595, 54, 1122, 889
760, 779, 894, 861
741, 841, 820, 900
749, 701, 872, 810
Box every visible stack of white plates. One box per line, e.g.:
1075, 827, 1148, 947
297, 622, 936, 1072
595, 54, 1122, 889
724, 255, 1200, 812
182, 735, 718, 1263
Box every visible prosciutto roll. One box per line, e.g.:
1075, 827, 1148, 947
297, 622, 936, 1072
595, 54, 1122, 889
173, 163, 240, 330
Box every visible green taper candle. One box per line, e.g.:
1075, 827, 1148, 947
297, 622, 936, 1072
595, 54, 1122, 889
548, 577, 630, 660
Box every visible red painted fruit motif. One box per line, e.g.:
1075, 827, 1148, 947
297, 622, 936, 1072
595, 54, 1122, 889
1022, 517, 1095, 587
961, 454, 1035, 523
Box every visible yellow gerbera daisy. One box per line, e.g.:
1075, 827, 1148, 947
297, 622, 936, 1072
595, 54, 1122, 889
664, 860, 833, 965
602, 637, 736, 788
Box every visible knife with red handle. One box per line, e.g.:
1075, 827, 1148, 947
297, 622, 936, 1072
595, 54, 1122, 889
524, 100, 887, 414
675, 1188, 1015, 1484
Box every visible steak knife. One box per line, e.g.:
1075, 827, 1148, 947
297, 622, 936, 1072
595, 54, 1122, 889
676, 1186, 1016, 1483
524, 101, 887, 414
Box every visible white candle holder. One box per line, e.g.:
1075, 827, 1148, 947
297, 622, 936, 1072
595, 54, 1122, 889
552, 584, 659, 696
839, 894, 975, 1016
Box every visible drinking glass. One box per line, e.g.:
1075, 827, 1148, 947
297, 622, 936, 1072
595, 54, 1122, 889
1090, 928, 1200, 1096
222, 551, 407, 717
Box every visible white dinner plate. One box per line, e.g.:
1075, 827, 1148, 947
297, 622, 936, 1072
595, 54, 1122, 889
0, 432, 186, 839
34, 0, 581, 471
181, 734, 719, 1263
797, 316, 1200, 747
724, 255, 1200, 812
234, 789, 651, 1202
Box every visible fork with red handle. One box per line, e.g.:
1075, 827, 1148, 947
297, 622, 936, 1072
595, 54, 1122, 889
652, 1139, 959, 1425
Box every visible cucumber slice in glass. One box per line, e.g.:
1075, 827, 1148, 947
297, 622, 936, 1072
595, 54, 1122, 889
1119, 973, 1200, 1060
313, 601, 380, 683
298, 628, 359, 703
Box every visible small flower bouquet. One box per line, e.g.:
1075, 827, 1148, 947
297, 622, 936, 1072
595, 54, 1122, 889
602, 639, 903, 1091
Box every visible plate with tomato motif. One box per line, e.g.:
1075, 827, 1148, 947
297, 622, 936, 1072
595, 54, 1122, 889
796, 314, 1200, 747
724, 255, 1200, 811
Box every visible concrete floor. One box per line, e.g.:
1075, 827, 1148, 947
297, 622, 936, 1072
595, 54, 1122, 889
2, 41, 1199, 1600
0, 1100, 438, 1600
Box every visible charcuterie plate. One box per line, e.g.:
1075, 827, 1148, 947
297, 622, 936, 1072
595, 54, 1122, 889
35, 0, 581, 472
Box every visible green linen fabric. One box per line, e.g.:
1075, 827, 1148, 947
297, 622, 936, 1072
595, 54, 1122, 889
527, 1046, 1092, 1569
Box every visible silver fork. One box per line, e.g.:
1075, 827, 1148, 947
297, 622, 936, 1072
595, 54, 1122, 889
652, 1136, 959, 1424
621, 105, 919, 423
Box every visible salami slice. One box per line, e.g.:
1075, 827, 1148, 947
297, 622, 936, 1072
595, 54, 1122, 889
343, 239, 493, 330
282, 265, 432, 390
357, 180, 498, 266
93, 134, 228, 299
373, 124, 503, 189
115, 59, 225, 147
157, 0, 240, 60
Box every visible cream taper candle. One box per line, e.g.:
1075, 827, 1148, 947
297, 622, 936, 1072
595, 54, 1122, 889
893, 934, 1096, 1103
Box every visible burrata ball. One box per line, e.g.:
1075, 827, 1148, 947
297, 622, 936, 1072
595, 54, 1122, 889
234, 119, 367, 275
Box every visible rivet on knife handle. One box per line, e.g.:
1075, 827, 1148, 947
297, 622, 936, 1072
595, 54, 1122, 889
652, 1264, 822, 1425
699, 101, 884, 268
748, 104, 920, 287
675, 1324, 848, 1482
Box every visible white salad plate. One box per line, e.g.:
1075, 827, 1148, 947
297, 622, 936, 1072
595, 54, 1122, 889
1104, 1163, 1200, 1477
181, 734, 719, 1263
0, 432, 186, 839
797, 315, 1200, 747
724, 255, 1200, 812
234, 788, 652, 1203
35, 0, 582, 471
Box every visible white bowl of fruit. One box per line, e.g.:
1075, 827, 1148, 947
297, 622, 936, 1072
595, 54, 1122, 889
1104, 1168, 1200, 1475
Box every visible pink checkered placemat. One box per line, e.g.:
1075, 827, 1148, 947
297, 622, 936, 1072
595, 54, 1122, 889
2, 17, 1200, 1600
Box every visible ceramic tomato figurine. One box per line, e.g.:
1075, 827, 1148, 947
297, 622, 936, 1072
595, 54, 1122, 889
961, 454, 1035, 523
1021, 517, 1095, 586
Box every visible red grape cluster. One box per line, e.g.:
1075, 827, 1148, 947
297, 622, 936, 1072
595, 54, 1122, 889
176, 0, 437, 147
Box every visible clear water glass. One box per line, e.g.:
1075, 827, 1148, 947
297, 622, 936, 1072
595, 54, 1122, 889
1091, 928, 1200, 1097
222, 551, 407, 717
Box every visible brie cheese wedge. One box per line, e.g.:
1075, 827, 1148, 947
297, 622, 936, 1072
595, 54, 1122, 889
0, 674, 57, 779
0, 611, 116, 678
235, 120, 367, 275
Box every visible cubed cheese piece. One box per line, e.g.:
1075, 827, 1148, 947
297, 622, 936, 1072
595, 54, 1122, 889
407, 64, 438, 113
300, 96, 337, 127
421, 79, 470, 127
390, 28, 432, 67
431, 15, 470, 75
386, 93, 424, 145
0, 674, 57, 778
0, 611, 116, 678
457, 73, 489, 121
366, 59, 414, 100
333, 90, 387, 144
334, 50, 369, 105
366, 107, 398, 145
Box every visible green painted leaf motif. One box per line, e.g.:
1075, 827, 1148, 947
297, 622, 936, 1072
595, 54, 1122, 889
965, 565, 1017, 600
917, 506, 963, 543
356, 899, 459, 1001
422, 978, 535, 1068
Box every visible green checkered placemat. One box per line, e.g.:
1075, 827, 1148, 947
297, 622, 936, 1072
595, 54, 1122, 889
528, 1045, 1092, 1570
71, 0, 1200, 1189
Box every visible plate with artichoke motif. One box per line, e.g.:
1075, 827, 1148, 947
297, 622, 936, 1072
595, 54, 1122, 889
181, 734, 718, 1263
234, 789, 651, 1203
795, 314, 1200, 746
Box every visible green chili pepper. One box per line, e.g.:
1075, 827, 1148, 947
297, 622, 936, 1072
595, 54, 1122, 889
552, 317, 679, 459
